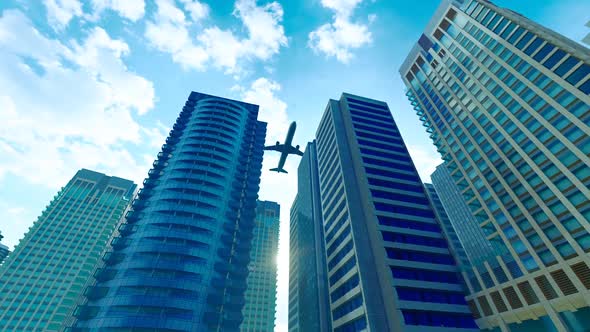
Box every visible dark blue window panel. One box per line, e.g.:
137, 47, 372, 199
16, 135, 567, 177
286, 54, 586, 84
533, 44, 554, 62
327, 226, 352, 257
367, 177, 423, 194
361, 149, 412, 167
486, 14, 501, 29
523, 37, 543, 56
374, 202, 435, 219
396, 287, 466, 305
348, 103, 391, 117
325, 212, 349, 244
386, 248, 455, 265
555, 57, 579, 77
579, 79, 590, 94
507, 27, 525, 44
332, 295, 363, 320
347, 97, 388, 110
329, 256, 356, 286
500, 22, 516, 39
378, 215, 441, 233
333, 315, 367, 332
328, 240, 354, 270
355, 129, 403, 143
358, 139, 405, 153
382, 231, 448, 248
331, 274, 360, 302
402, 310, 478, 328
364, 165, 418, 181
353, 123, 399, 136
492, 18, 508, 34
565, 63, 590, 86
515, 31, 534, 49
543, 49, 566, 69
350, 109, 392, 124
351, 116, 390, 129
390, 266, 460, 284
371, 189, 429, 205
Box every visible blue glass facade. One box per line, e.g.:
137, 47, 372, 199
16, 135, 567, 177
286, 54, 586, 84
424, 183, 470, 267
288, 141, 331, 332
313, 93, 477, 331
70, 92, 267, 331
400, 0, 590, 330
0, 169, 136, 331
430, 164, 496, 266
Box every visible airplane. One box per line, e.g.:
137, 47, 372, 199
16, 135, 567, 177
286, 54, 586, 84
264, 121, 303, 173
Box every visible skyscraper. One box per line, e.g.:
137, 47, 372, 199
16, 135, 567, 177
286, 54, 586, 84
289, 141, 331, 332
70, 92, 266, 331
400, 0, 590, 330
241, 200, 280, 332
424, 183, 470, 268
0, 169, 136, 332
311, 93, 477, 331
431, 163, 496, 265
0, 231, 9, 264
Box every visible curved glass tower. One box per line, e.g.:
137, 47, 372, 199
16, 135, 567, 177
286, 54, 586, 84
70, 92, 267, 331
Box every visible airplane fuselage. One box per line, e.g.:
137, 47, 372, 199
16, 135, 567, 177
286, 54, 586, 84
278, 122, 297, 169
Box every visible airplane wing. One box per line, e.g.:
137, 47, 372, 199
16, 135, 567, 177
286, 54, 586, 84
287, 145, 304, 156
264, 144, 287, 152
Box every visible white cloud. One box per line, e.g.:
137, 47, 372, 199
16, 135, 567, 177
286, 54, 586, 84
145, 0, 287, 74
42, 0, 83, 30
308, 0, 373, 63
239, 77, 289, 144
179, 0, 209, 22
0, 9, 156, 188
91, 0, 146, 21
406, 144, 443, 183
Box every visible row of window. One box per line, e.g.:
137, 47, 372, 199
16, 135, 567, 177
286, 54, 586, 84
386, 248, 455, 266
382, 231, 448, 249
391, 266, 460, 284
402, 309, 477, 328
396, 287, 466, 305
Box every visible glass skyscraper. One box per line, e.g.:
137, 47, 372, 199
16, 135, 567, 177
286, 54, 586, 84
70, 92, 267, 331
431, 163, 496, 265
241, 200, 280, 332
289, 141, 332, 332
311, 93, 477, 331
424, 183, 470, 268
401, 0, 590, 330
0, 169, 136, 332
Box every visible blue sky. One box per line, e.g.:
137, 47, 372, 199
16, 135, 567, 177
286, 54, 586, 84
0, 0, 588, 330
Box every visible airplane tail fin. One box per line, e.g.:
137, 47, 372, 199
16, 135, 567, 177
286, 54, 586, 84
270, 167, 288, 174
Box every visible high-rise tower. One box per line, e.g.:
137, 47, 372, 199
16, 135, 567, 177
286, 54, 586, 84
401, 0, 590, 330
311, 93, 477, 331
70, 92, 267, 331
0, 169, 136, 332
241, 200, 280, 332
431, 163, 496, 266
424, 183, 470, 268
289, 141, 332, 332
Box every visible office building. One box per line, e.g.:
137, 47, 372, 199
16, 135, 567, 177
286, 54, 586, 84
0, 169, 136, 331
400, 0, 590, 330
431, 163, 496, 265
241, 200, 280, 332
312, 93, 477, 331
424, 183, 470, 268
289, 141, 332, 332
70, 92, 267, 331
0, 231, 9, 264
